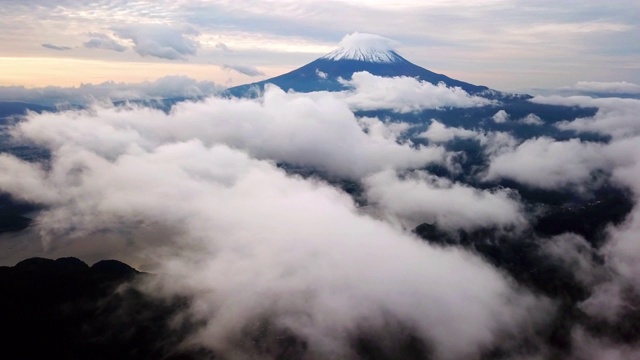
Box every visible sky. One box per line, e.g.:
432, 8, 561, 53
0, 0, 638, 92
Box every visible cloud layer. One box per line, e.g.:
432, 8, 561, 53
0, 76, 222, 106
0, 86, 552, 358
2, 74, 640, 358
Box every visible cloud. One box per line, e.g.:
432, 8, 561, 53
538, 233, 603, 287
323, 32, 401, 62
113, 24, 199, 60
214, 42, 230, 52
41, 43, 71, 51
0, 76, 223, 106
416, 121, 519, 162
532, 95, 640, 138
7, 86, 444, 180
568, 81, 640, 95
482, 137, 609, 190
580, 136, 640, 322
363, 170, 526, 231
316, 69, 328, 79
492, 109, 509, 123
417, 119, 480, 143
83, 32, 127, 52
336, 32, 399, 52
222, 64, 265, 77
518, 113, 544, 125
0, 93, 553, 358
338, 72, 495, 113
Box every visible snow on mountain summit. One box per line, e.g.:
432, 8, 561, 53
321, 32, 403, 63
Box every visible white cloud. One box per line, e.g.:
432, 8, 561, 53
363, 170, 526, 230
569, 81, 640, 95
113, 24, 199, 60
316, 69, 328, 79
222, 64, 265, 77
581, 137, 640, 321
532, 96, 640, 138
483, 137, 609, 190
339, 72, 495, 113
518, 113, 544, 125
0, 76, 223, 106
8, 85, 444, 179
492, 109, 509, 123
0, 95, 552, 358
417, 119, 480, 143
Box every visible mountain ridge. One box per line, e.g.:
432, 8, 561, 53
226, 33, 521, 99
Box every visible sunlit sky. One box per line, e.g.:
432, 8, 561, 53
0, 0, 638, 92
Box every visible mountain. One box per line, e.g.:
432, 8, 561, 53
226, 33, 506, 98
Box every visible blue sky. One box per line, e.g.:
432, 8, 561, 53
0, 0, 638, 91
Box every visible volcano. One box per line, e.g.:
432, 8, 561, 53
226, 33, 495, 97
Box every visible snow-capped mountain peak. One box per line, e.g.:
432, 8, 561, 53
321, 32, 403, 63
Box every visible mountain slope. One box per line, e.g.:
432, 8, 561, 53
226, 33, 493, 97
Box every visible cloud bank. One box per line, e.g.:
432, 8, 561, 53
0, 76, 222, 106
2, 73, 640, 358
0, 85, 552, 358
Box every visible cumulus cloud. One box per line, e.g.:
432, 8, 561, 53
339, 72, 495, 112
416, 121, 518, 162
83, 32, 127, 52
0, 76, 222, 106
417, 119, 479, 143
483, 137, 609, 190
492, 109, 509, 123
532, 95, 640, 138
222, 64, 265, 77
0, 90, 553, 358
363, 170, 525, 231
113, 24, 199, 60
518, 113, 544, 125
8, 85, 443, 179
41, 43, 71, 51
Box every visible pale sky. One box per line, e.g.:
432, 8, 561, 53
0, 0, 638, 92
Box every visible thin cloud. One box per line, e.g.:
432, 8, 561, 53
113, 24, 199, 60
41, 43, 72, 51
571, 81, 640, 95
222, 64, 265, 77
0, 76, 223, 106
84, 33, 127, 52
